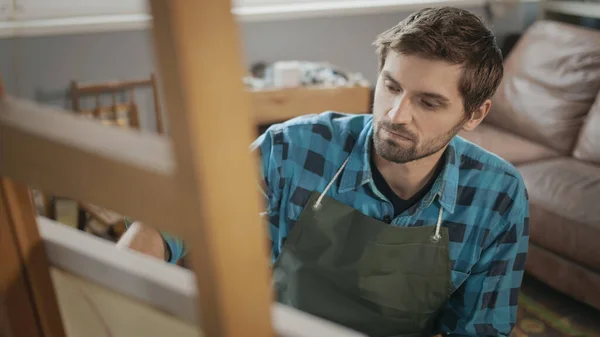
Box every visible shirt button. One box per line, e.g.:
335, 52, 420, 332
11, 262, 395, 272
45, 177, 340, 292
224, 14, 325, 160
383, 215, 392, 223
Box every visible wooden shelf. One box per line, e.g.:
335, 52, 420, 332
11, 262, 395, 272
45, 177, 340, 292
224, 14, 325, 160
250, 86, 372, 125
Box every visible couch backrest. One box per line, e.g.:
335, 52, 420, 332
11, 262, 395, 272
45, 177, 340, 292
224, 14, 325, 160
485, 20, 600, 155
573, 90, 600, 164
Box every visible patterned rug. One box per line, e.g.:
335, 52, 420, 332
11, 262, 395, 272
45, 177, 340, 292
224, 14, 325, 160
513, 275, 600, 337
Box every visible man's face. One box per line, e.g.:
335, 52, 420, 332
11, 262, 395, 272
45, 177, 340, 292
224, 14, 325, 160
372, 51, 469, 164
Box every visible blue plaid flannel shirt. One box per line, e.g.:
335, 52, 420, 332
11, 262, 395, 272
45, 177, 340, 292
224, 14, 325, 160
164, 111, 529, 336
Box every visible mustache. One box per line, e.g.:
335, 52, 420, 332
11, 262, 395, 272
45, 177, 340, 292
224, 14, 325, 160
378, 121, 418, 140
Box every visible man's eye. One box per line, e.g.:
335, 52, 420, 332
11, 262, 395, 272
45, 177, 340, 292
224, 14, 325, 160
386, 85, 400, 93
421, 100, 436, 109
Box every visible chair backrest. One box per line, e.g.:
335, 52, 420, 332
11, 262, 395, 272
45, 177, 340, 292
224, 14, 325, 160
70, 73, 164, 134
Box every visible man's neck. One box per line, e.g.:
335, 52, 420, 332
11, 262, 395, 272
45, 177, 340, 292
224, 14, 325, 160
372, 146, 447, 200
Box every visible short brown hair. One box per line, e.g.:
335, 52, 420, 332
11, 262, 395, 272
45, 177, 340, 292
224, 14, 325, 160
373, 7, 503, 114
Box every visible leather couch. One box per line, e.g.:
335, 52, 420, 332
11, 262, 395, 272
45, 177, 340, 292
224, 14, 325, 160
459, 20, 600, 310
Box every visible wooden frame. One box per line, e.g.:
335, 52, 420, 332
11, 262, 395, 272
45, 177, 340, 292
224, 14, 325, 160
0, 178, 66, 337
0, 1, 371, 337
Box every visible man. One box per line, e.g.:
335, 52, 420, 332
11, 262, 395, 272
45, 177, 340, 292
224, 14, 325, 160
122, 6, 529, 337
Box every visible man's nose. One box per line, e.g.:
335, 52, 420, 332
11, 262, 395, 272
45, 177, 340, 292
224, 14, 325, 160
387, 94, 413, 124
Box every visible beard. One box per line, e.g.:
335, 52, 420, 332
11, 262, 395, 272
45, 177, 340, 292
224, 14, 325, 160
373, 117, 467, 164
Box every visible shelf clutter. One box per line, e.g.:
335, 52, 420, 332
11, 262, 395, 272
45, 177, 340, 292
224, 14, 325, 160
246, 60, 373, 125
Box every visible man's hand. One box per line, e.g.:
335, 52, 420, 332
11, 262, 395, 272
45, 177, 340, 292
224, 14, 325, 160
116, 221, 168, 261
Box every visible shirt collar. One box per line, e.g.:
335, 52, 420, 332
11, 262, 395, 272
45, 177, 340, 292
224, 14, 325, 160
338, 117, 459, 214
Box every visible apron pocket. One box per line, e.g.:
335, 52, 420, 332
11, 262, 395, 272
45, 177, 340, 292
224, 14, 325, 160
356, 242, 449, 315
353, 295, 434, 337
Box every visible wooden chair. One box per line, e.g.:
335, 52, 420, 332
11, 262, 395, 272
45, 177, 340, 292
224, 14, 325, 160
69, 73, 164, 135
43, 74, 165, 239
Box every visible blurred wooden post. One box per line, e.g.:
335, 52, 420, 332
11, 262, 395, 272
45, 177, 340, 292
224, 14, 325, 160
148, 1, 274, 337
0, 182, 46, 337
0, 179, 67, 337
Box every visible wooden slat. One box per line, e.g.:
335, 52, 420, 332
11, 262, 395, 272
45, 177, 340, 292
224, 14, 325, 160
73, 78, 153, 95
1, 178, 66, 337
251, 86, 372, 124
0, 97, 180, 235
0, 182, 43, 337
149, 1, 273, 337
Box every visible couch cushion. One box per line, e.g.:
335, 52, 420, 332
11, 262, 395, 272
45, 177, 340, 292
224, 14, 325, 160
459, 123, 559, 165
518, 158, 600, 271
573, 90, 600, 164
486, 20, 600, 154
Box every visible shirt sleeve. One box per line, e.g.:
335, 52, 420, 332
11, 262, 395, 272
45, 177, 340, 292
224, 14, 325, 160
162, 231, 186, 263
250, 126, 285, 263
435, 182, 530, 337
123, 217, 185, 264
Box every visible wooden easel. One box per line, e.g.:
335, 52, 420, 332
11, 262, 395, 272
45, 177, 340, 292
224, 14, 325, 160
0, 1, 273, 336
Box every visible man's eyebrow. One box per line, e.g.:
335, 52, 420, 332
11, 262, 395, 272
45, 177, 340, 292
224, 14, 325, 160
382, 70, 451, 104
419, 92, 450, 104
382, 71, 401, 87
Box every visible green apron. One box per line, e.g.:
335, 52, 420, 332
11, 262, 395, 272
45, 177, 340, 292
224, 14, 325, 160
273, 158, 452, 337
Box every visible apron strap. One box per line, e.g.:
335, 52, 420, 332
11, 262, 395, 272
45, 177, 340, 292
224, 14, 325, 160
312, 156, 445, 243
431, 206, 443, 243
313, 157, 351, 211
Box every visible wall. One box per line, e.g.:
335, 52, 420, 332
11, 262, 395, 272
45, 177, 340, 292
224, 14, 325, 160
0, 3, 539, 132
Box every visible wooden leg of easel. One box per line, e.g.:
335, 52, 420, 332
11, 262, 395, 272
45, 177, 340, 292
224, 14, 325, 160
0, 186, 44, 337
0, 178, 66, 337
149, 1, 273, 337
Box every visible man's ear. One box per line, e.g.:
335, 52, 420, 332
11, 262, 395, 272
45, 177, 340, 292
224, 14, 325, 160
462, 99, 491, 132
